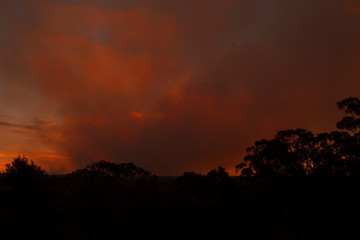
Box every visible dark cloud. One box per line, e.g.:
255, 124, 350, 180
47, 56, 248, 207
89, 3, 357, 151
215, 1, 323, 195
0, 121, 39, 131
0, 119, 56, 131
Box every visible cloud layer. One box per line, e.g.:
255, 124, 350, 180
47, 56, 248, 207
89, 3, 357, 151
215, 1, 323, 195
1, 0, 360, 174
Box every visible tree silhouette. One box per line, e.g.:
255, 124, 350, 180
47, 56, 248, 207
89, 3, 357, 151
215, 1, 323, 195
237, 97, 360, 177
71, 160, 152, 178
0, 156, 49, 239
336, 97, 360, 134
335, 97, 360, 175
2, 155, 48, 184
236, 129, 314, 177
311, 131, 347, 175
206, 166, 230, 183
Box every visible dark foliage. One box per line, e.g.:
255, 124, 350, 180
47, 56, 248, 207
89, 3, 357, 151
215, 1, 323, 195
2, 155, 48, 185
70, 160, 152, 179
237, 97, 360, 178
0, 162, 359, 239
336, 97, 360, 133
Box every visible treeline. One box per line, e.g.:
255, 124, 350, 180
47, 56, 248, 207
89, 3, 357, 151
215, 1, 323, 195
1, 156, 360, 239
0, 97, 359, 239
237, 97, 360, 177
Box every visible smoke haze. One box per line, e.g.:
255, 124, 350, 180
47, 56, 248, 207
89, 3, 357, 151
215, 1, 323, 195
0, 0, 359, 174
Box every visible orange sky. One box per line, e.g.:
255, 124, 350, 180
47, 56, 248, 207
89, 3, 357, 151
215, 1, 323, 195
0, 0, 359, 175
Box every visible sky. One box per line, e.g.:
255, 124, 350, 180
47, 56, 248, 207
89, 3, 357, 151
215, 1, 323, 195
0, 0, 359, 175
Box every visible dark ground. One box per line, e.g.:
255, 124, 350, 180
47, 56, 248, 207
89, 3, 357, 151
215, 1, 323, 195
1, 173, 360, 239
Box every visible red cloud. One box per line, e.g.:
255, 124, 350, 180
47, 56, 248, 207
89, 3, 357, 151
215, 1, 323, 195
2, 0, 360, 175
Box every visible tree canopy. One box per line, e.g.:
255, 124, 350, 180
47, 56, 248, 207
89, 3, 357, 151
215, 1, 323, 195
3, 155, 48, 176
2, 155, 48, 184
237, 97, 360, 177
336, 97, 360, 133
71, 160, 152, 178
